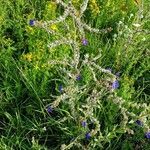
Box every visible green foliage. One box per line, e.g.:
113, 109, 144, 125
0, 0, 149, 149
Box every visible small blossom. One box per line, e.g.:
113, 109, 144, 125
50, 24, 57, 31
85, 132, 91, 140
112, 80, 119, 89
135, 120, 143, 126
29, 19, 35, 26
81, 121, 87, 127
76, 75, 82, 81
47, 106, 53, 113
58, 85, 63, 93
145, 132, 150, 139
82, 39, 88, 45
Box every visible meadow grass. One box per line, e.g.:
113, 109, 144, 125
0, 0, 150, 149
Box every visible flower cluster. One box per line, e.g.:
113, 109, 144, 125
21, 53, 33, 62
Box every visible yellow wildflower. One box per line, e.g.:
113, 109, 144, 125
44, 1, 57, 19
50, 24, 58, 31
21, 53, 33, 62
89, 0, 100, 17
47, 1, 57, 10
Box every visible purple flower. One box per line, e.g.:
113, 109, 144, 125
47, 106, 53, 113
82, 39, 88, 46
76, 75, 81, 81
145, 132, 150, 139
29, 19, 35, 26
58, 85, 63, 93
81, 121, 87, 127
135, 120, 143, 126
112, 80, 119, 89
85, 132, 91, 140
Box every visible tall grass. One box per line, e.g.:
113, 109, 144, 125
0, 0, 150, 149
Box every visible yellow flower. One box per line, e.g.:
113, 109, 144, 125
44, 1, 57, 19
89, 0, 100, 16
22, 53, 33, 62
50, 24, 58, 31
26, 53, 33, 62
47, 1, 57, 10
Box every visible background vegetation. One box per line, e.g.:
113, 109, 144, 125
0, 0, 149, 149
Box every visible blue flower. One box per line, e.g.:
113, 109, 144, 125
112, 80, 119, 89
47, 106, 53, 113
135, 120, 143, 126
76, 75, 82, 81
58, 85, 63, 93
145, 132, 150, 139
85, 132, 91, 140
81, 121, 87, 127
82, 39, 88, 46
29, 19, 35, 26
